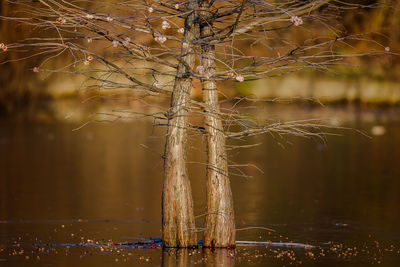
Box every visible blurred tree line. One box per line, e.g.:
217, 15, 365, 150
0, 0, 398, 114
0, 0, 97, 114
340, 0, 399, 79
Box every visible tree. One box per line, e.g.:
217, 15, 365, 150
1, 0, 390, 248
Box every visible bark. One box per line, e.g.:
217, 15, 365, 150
162, 1, 198, 248
199, 0, 236, 248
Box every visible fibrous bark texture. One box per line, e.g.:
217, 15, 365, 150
200, 0, 236, 248
162, 1, 198, 248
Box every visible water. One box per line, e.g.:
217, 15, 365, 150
1, 105, 400, 266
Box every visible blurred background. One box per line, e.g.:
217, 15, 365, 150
1, 1, 400, 266
1, 0, 400, 118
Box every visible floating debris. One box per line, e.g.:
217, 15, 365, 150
236, 241, 315, 249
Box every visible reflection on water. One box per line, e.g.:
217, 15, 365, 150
161, 249, 235, 267
203, 249, 235, 267
1, 105, 400, 266
162, 249, 194, 267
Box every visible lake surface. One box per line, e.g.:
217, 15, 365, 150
1, 105, 400, 266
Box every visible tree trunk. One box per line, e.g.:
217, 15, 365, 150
162, 1, 198, 248
199, 0, 236, 248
